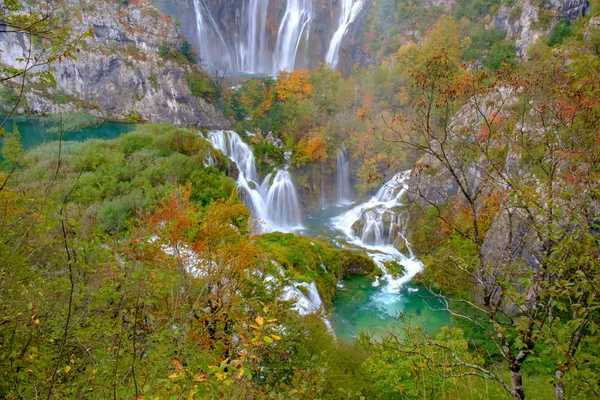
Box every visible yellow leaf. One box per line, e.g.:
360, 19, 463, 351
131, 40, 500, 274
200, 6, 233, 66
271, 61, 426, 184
215, 372, 227, 381
271, 334, 281, 341
237, 368, 244, 379
263, 336, 273, 344
64, 365, 71, 373
255, 316, 264, 326
34, 319, 40, 325
168, 371, 184, 379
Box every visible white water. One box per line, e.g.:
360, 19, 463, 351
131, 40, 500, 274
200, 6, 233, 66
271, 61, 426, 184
207, 130, 303, 232
273, 0, 313, 73
336, 147, 352, 205
193, 0, 366, 73
325, 0, 364, 67
331, 171, 423, 294
193, 0, 233, 70
237, 0, 270, 73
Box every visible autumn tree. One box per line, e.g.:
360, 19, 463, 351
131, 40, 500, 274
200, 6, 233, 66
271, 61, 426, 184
383, 50, 600, 399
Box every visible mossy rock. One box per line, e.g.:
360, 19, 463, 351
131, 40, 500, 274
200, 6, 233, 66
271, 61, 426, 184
339, 250, 376, 276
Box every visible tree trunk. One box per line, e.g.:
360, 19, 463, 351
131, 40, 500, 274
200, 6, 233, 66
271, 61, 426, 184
511, 368, 526, 400
555, 369, 565, 400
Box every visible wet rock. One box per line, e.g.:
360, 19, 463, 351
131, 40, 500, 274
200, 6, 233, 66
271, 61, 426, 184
339, 250, 376, 276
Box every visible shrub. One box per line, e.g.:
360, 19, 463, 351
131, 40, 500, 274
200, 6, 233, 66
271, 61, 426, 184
547, 18, 571, 46
485, 40, 516, 70
186, 71, 217, 101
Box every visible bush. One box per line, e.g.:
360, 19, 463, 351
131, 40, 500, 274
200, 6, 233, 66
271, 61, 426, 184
186, 71, 217, 101
547, 18, 572, 46
45, 111, 101, 134
485, 40, 517, 70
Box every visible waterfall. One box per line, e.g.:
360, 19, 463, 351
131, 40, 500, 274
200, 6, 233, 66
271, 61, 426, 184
336, 147, 352, 205
332, 171, 422, 293
273, 0, 313, 73
192, 0, 233, 70
207, 130, 303, 232
282, 281, 323, 315
264, 170, 303, 229
237, 0, 270, 73
193, 0, 367, 74
325, 0, 364, 67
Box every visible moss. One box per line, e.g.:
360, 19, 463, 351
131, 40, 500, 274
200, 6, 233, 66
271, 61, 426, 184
255, 233, 376, 305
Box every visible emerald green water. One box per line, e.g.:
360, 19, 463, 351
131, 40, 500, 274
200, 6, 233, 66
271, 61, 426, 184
331, 276, 450, 342
303, 205, 451, 342
1, 117, 134, 151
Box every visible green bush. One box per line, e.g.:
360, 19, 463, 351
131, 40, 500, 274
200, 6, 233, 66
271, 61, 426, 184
98, 191, 146, 232
485, 40, 517, 70
547, 18, 572, 46
186, 71, 217, 101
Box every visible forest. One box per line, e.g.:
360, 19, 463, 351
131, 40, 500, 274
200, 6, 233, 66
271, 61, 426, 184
1, 0, 600, 399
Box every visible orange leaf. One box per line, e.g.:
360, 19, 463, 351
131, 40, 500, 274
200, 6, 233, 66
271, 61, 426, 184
195, 372, 207, 382
172, 357, 183, 371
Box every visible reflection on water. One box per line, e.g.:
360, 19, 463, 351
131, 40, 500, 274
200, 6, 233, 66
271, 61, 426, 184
1, 116, 134, 151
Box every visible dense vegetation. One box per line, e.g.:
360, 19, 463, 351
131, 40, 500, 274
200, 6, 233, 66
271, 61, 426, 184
2, 0, 600, 398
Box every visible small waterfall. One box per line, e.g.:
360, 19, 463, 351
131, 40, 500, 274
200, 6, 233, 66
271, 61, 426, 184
273, 0, 313, 73
336, 147, 352, 205
207, 130, 303, 232
264, 170, 303, 229
332, 171, 422, 293
325, 0, 364, 67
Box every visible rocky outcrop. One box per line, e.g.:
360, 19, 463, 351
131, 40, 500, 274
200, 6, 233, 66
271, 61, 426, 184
339, 250, 377, 275
490, 0, 590, 57
338, 0, 374, 76
0, 0, 229, 128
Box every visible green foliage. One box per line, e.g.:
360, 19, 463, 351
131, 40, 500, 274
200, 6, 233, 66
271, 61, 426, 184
186, 70, 217, 101
44, 111, 101, 134
256, 233, 375, 304
0, 85, 20, 110
547, 18, 572, 46
0, 125, 24, 166
158, 38, 196, 64
485, 40, 517, 70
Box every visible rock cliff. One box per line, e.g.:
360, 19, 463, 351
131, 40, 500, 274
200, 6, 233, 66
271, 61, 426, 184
0, 0, 229, 128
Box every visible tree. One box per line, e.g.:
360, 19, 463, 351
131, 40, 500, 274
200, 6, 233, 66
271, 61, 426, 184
383, 52, 600, 399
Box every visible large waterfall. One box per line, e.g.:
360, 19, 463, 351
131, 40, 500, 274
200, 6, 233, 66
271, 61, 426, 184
273, 0, 313, 73
336, 147, 352, 205
332, 172, 422, 292
238, 0, 270, 73
192, 0, 234, 71
191, 0, 364, 74
208, 130, 303, 232
325, 0, 364, 67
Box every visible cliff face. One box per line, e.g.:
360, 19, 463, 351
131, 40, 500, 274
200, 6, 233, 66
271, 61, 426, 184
490, 0, 590, 57
0, 0, 229, 127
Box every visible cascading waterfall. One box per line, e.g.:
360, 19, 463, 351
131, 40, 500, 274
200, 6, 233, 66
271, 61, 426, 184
273, 0, 313, 73
236, 0, 269, 73
207, 130, 303, 232
336, 147, 352, 205
332, 171, 422, 293
325, 0, 364, 67
192, 0, 233, 70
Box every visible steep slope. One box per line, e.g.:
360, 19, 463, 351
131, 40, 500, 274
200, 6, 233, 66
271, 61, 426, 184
0, 0, 229, 127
